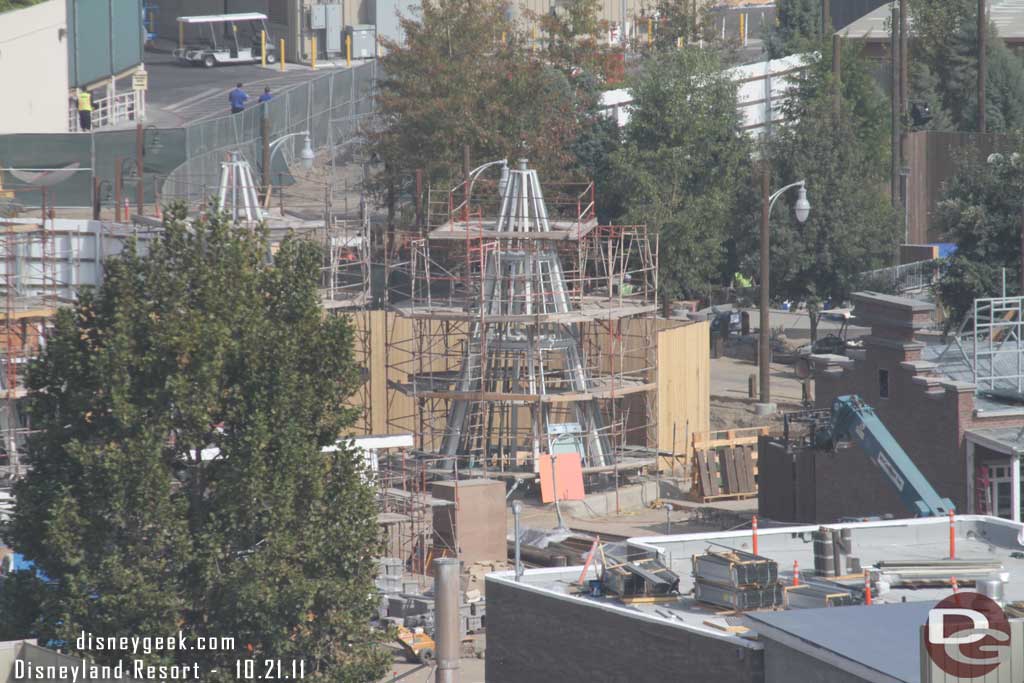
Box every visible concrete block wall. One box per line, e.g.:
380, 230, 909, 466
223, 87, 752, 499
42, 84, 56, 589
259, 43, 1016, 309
486, 576, 764, 683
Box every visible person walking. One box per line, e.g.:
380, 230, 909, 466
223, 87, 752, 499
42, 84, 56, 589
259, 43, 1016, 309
229, 83, 248, 114
76, 90, 93, 131
258, 86, 272, 104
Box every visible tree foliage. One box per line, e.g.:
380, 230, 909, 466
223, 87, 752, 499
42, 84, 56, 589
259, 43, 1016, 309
608, 48, 750, 298
531, 0, 607, 74
650, 0, 707, 51
934, 149, 1024, 325
909, 0, 1024, 131
0, 0, 46, 13
2, 207, 387, 682
768, 0, 824, 58
755, 41, 900, 339
374, 0, 585, 196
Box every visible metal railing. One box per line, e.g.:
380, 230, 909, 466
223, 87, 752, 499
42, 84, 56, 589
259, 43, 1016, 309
68, 90, 146, 132
857, 259, 939, 293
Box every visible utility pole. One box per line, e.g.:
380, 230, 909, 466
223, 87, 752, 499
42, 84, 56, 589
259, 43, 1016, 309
822, 0, 830, 36
261, 113, 271, 198
758, 161, 771, 410
1020, 204, 1024, 293
979, 0, 988, 132
899, 0, 910, 236
135, 122, 144, 215
890, 5, 900, 210
832, 34, 842, 121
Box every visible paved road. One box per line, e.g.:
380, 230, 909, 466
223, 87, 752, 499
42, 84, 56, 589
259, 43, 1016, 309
142, 47, 346, 127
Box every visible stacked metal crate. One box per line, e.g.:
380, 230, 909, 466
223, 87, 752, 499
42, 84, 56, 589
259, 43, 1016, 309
375, 557, 404, 594
692, 549, 782, 610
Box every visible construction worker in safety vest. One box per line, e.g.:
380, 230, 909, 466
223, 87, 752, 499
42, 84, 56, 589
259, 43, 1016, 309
76, 90, 93, 131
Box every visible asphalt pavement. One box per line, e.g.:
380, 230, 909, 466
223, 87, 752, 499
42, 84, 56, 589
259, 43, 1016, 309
141, 45, 348, 127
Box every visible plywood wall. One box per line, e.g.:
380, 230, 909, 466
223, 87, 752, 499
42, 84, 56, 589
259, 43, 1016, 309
342, 311, 711, 468
656, 321, 710, 465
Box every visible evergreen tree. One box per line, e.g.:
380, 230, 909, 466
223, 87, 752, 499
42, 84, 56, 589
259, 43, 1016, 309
767, 0, 823, 58
934, 148, 1024, 325
608, 48, 751, 298
910, 0, 1024, 131
754, 40, 901, 340
2, 206, 387, 682
373, 0, 585, 196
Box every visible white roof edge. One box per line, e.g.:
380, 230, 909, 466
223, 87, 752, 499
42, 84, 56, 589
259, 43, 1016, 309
177, 13, 268, 24
628, 514, 1024, 554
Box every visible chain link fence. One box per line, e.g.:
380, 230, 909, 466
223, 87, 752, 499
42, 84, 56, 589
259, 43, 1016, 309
0, 61, 377, 212
161, 61, 378, 207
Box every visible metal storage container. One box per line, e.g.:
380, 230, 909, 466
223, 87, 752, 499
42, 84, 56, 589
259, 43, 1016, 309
694, 580, 782, 610
784, 583, 857, 609
347, 25, 377, 59
692, 549, 778, 588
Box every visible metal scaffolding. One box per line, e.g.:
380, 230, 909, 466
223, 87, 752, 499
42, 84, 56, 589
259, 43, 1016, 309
0, 189, 65, 489
385, 159, 659, 479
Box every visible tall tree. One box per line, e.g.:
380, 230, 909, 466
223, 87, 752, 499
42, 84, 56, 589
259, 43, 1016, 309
768, 0, 823, 58
756, 40, 901, 340
909, 0, 1024, 131
2, 206, 387, 682
650, 0, 707, 51
373, 0, 584, 199
608, 48, 750, 299
933, 148, 1024, 326
531, 0, 607, 74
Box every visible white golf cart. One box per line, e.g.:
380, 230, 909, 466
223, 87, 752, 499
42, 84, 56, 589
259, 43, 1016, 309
173, 13, 277, 68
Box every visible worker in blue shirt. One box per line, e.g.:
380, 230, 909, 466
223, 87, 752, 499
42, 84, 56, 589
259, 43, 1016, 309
258, 87, 272, 104
229, 83, 248, 114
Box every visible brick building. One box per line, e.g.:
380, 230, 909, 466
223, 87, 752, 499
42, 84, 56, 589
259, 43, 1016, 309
809, 292, 1024, 523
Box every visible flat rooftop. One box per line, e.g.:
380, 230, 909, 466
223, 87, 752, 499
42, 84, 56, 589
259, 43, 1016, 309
488, 515, 1024, 650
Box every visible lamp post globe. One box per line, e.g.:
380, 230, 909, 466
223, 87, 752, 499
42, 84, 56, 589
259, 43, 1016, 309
794, 185, 811, 223
300, 135, 315, 171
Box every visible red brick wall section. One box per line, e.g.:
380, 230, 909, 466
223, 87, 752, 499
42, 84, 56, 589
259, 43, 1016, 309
814, 343, 1024, 517
813, 349, 966, 514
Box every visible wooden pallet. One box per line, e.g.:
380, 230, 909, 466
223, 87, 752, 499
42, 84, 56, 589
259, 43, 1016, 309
692, 443, 760, 501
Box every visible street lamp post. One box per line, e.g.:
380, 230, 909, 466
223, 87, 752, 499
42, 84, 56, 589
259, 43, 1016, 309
758, 170, 811, 415
268, 131, 315, 173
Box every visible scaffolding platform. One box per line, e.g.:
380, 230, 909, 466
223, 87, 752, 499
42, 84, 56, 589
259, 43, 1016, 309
385, 160, 659, 482
423, 456, 659, 480
389, 296, 658, 323
390, 375, 655, 402
429, 216, 599, 242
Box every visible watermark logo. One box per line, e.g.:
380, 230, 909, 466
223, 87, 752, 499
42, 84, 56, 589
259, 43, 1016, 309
925, 592, 1012, 678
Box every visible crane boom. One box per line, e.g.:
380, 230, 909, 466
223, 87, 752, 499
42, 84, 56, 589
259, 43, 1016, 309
829, 395, 955, 517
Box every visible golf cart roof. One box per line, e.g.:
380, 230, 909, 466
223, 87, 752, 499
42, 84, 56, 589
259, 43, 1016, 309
177, 13, 268, 24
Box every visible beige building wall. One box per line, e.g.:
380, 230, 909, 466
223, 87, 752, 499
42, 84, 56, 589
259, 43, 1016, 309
0, 0, 69, 134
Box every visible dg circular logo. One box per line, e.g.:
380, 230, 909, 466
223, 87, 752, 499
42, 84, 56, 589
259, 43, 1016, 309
925, 591, 1012, 677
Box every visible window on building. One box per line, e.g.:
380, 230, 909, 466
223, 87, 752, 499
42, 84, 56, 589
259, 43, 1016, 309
879, 369, 889, 399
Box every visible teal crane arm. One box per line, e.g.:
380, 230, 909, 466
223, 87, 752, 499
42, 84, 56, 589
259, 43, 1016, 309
829, 395, 956, 517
